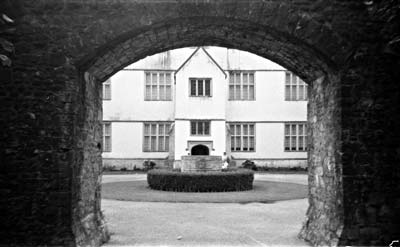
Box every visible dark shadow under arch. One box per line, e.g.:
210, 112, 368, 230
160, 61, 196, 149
191, 144, 210, 156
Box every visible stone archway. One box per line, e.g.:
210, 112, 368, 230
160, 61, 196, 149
1, 1, 399, 247
191, 145, 210, 156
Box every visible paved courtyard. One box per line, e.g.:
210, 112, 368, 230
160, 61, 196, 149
101, 174, 309, 247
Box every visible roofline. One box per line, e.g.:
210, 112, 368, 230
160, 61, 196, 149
174, 47, 227, 78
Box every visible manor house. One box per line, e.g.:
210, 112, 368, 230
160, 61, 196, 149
102, 47, 308, 169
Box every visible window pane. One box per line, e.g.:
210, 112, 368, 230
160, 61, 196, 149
235, 137, 241, 151
249, 125, 254, 135
104, 84, 111, 99
298, 124, 303, 135
198, 122, 203, 135
190, 80, 196, 96
145, 85, 151, 100
152, 73, 157, 85
291, 86, 297, 100
198, 80, 203, 96
145, 73, 151, 85
144, 136, 150, 151
285, 85, 291, 100
205, 79, 211, 96
231, 136, 235, 151
104, 136, 111, 152
291, 137, 297, 150
236, 125, 241, 135
243, 73, 248, 85
285, 124, 290, 135
235, 85, 241, 99
229, 73, 234, 85
284, 136, 290, 150
285, 72, 291, 85
243, 125, 248, 135
235, 73, 241, 85
230, 125, 235, 135
159, 85, 165, 100
243, 85, 249, 99
158, 124, 164, 135
243, 136, 248, 150
151, 85, 158, 99
229, 85, 235, 100
166, 73, 171, 85
299, 85, 304, 100
291, 125, 297, 135
158, 136, 164, 151
144, 124, 150, 135
159, 73, 165, 85
166, 85, 171, 100
165, 136, 169, 151
105, 124, 111, 136
249, 73, 254, 85
204, 122, 210, 135
151, 136, 157, 151
191, 122, 196, 135
298, 136, 304, 150
151, 124, 157, 135
249, 85, 254, 100
249, 137, 255, 150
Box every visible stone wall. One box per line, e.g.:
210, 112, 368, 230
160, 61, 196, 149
0, 0, 399, 246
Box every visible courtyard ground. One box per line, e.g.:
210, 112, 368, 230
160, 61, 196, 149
101, 173, 309, 247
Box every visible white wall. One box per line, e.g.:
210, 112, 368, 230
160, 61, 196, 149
103, 70, 174, 121
174, 120, 226, 160
102, 122, 169, 159
231, 123, 307, 159
174, 48, 227, 119
226, 71, 307, 121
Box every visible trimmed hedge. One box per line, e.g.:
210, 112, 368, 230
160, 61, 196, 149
147, 169, 254, 192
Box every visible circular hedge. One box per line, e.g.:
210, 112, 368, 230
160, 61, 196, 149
147, 169, 254, 192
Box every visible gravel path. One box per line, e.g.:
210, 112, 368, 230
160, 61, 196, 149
101, 173, 309, 247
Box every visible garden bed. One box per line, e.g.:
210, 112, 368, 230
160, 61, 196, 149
147, 169, 254, 192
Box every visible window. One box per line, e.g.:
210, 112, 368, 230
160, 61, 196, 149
143, 123, 170, 152
285, 72, 308, 101
284, 123, 307, 151
102, 79, 111, 100
102, 122, 111, 152
190, 121, 210, 135
145, 72, 172, 100
229, 71, 255, 100
189, 78, 211, 96
230, 123, 255, 151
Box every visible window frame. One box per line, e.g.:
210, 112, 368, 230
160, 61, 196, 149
228, 71, 256, 101
143, 122, 171, 152
284, 72, 308, 101
284, 122, 308, 152
190, 120, 211, 136
102, 122, 112, 152
102, 79, 111, 100
144, 71, 173, 101
189, 78, 212, 97
229, 122, 256, 152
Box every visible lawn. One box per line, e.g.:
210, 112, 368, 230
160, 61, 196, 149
102, 180, 307, 203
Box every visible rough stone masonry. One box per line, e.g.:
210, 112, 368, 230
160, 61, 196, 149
0, 0, 399, 246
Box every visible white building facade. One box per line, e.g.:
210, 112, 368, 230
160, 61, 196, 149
102, 47, 308, 169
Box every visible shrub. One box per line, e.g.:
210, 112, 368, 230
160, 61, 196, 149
147, 169, 254, 192
143, 160, 156, 171
241, 160, 257, 171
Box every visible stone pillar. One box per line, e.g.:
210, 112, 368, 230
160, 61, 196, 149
299, 74, 344, 246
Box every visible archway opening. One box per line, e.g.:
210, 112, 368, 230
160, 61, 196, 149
191, 145, 210, 156
74, 17, 342, 247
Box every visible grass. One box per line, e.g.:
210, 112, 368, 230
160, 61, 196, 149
102, 180, 307, 203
